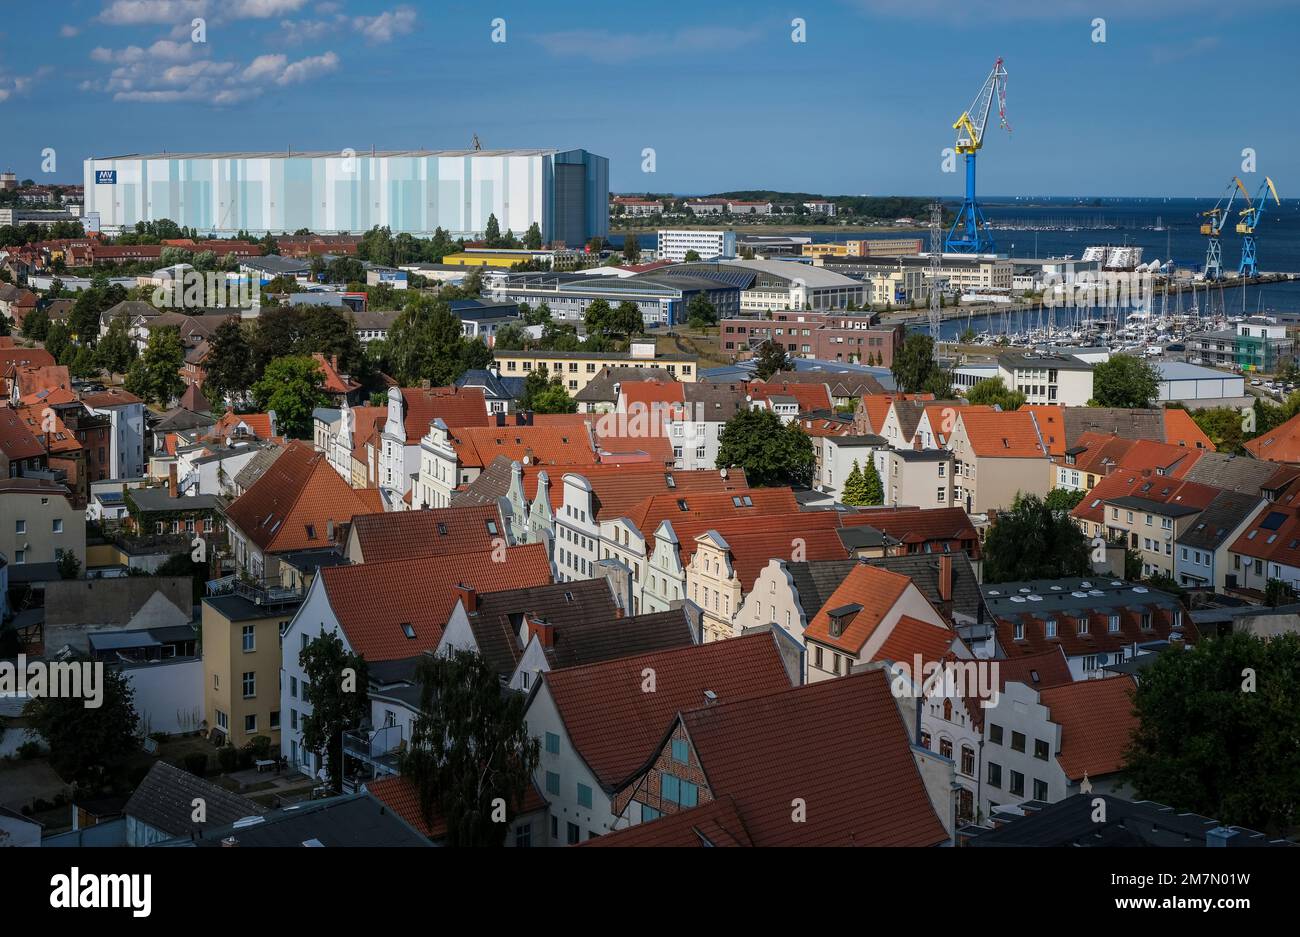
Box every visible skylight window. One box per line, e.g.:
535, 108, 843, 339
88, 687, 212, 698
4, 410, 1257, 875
401, 623, 416, 639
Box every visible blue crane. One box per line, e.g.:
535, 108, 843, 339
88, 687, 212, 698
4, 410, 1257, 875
944, 57, 1010, 255
1198, 176, 1247, 281
1237, 176, 1281, 278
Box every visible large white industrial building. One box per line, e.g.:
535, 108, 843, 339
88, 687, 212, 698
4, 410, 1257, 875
83, 148, 608, 245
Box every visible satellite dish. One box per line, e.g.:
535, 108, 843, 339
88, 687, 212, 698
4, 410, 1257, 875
1097, 653, 1109, 665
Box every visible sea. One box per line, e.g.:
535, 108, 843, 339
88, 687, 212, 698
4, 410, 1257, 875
618, 195, 1300, 340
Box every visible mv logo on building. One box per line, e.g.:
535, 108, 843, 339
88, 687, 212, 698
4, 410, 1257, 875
95, 170, 117, 184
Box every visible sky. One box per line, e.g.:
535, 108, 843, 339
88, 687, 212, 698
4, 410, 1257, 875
0, 0, 1296, 198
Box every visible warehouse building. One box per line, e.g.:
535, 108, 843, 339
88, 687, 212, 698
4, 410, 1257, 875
83, 148, 608, 245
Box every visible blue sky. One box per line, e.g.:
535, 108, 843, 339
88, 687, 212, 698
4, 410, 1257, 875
0, 0, 1296, 197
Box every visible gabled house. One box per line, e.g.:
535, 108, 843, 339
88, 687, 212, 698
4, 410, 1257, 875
344, 503, 505, 563
523, 632, 792, 843
1173, 490, 1264, 592
948, 408, 1050, 513
379, 385, 490, 507
615, 669, 953, 845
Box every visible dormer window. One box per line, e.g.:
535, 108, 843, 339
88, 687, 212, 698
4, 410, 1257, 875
827, 603, 861, 638
401, 623, 416, 639
1108, 614, 1120, 632
1045, 619, 1057, 638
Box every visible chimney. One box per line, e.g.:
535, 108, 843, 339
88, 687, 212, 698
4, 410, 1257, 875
938, 554, 953, 603
221, 836, 239, 847
168, 462, 178, 498
527, 615, 555, 648
495, 411, 505, 427
453, 582, 478, 613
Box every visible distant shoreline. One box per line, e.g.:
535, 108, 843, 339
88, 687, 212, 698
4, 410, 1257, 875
610, 224, 929, 236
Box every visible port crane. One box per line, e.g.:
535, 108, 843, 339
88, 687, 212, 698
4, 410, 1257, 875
1198, 176, 1247, 281
1236, 176, 1281, 278
944, 57, 1010, 254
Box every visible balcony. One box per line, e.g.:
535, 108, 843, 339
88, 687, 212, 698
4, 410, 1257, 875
341, 723, 404, 793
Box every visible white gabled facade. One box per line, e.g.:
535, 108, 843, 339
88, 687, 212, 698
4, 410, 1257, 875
279, 574, 349, 780
642, 521, 687, 613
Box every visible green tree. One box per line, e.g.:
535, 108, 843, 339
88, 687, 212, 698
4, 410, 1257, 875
1265, 577, 1296, 607
1190, 406, 1248, 454
524, 222, 543, 251
205, 317, 255, 406
622, 234, 640, 263
484, 213, 502, 247
24, 669, 138, 789
716, 408, 815, 487
841, 460, 870, 505
44, 321, 72, 362
685, 292, 717, 329
70, 344, 99, 379
1044, 487, 1086, 513
493, 322, 528, 351
57, 551, 82, 579
610, 301, 644, 339
583, 298, 613, 335
523, 301, 552, 327
683, 249, 701, 262
95, 313, 136, 378
1092, 354, 1161, 409
125, 324, 185, 406
861, 455, 883, 505
299, 629, 369, 794
966, 376, 1026, 411
252, 355, 329, 438
22, 307, 50, 341
753, 340, 791, 380
891, 333, 943, 394
1124, 632, 1300, 834
982, 493, 1092, 583
386, 294, 486, 387
402, 648, 540, 847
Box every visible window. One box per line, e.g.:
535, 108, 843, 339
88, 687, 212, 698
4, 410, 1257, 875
567, 822, 580, 845
671, 738, 689, 764
1010, 770, 1025, 796
961, 746, 975, 776
987, 762, 1002, 788
244, 714, 257, 733
989, 724, 1004, 745
1011, 731, 1026, 753
242, 625, 255, 652
269, 711, 280, 730
14, 520, 25, 534
52, 518, 63, 534
1033, 778, 1049, 801
514, 823, 532, 848
242, 672, 255, 698
1013, 622, 1024, 641
1108, 614, 1120, 632
1034, 739, 1049, 761
216, 710, 228, 731
290, 676, 297, 699
545, 732, 560, 755
545, 771, 560, 796
939, 738, 953, 759
577, 783, 593, 809
642, 804, 661, 823
1045, 619, 1057, 638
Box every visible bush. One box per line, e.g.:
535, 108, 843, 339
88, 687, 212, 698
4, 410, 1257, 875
216, 746, 237, 773
183, 752, 209, 776
236, 747, 254, 770
17, 741, 41, 760
247, 735, 272, 759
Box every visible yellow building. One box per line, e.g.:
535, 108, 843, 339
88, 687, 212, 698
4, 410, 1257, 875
439, 252, 525, 268
493, 341, 699, 394
801, 243, 850, 258
201, 584, 301, 748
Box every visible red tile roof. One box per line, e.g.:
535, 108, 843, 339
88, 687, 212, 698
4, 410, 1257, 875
618, 380, 685, 411
921, 403, 993, 446
541, 633, 791, 791
1228, 494, 1300, 566
803, 563, 916, 652
994, 647, 1073, 692
14, 405, 79, 455
673, 670, 949, 846
1164, 408, 1216, 450
319, 542, 552, 661
349, 504, 503, 563
1038, 676, 1138, 781
366, 774, 547, 842
580, 796, 754, 847
1022, 405, 1066, 456
81, 388, 143, 408
958, 409, 1048, 459
993, 601, 1196, 659
746, 381, 831, 413
871, 614, 957, 668
626, 487, 798, 541
0, 404, 46, 462
397, 385, 490, 439
449, 424, 597, 471
311, 353, 360, 395
223, 440, 383, 553
211, 410, 276, 441
682, 516, 848, 589
841, 506, 982, 557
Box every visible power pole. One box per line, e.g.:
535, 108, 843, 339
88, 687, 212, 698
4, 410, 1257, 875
928, 200, 944, 361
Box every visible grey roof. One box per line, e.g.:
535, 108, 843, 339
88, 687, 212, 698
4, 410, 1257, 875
125, 761, 263, 838
682, 381, 748, 419
982, 577, 1182, 619
890, 448, 953, 462
241, 255, 311, 275
456, 368, 527, 401
1182, 451, 1278, 495
968, 794, 1294, 848
177, 792, 433, 848
351, 310, 400, 330
764, 370, 885, 398
837, 526, 896, 551
129, 488, 222, 513
203, 591, 305, 621
1062, 408, 1169, 447
449, 455, 516, 508
467, 579, 620, 679
574, 366, 676, 403
785, 559, 859, 622
542, 607, 696, 670
997, 351, 1093, 372
1175, 490, 1264, 550
864, 552, 984, 622
153, 407, 217, 433
233, 443, 286, 491
1105, 495, 1203, 518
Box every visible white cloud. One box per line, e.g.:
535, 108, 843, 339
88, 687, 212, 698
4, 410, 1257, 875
92, 39, 195, 64
353, 6, 417, 43
225, 0, 309, 18
277, 50, 338, 84
241, 54, 287, 82
60, 25, 80, 38
97, 0, 207, 25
